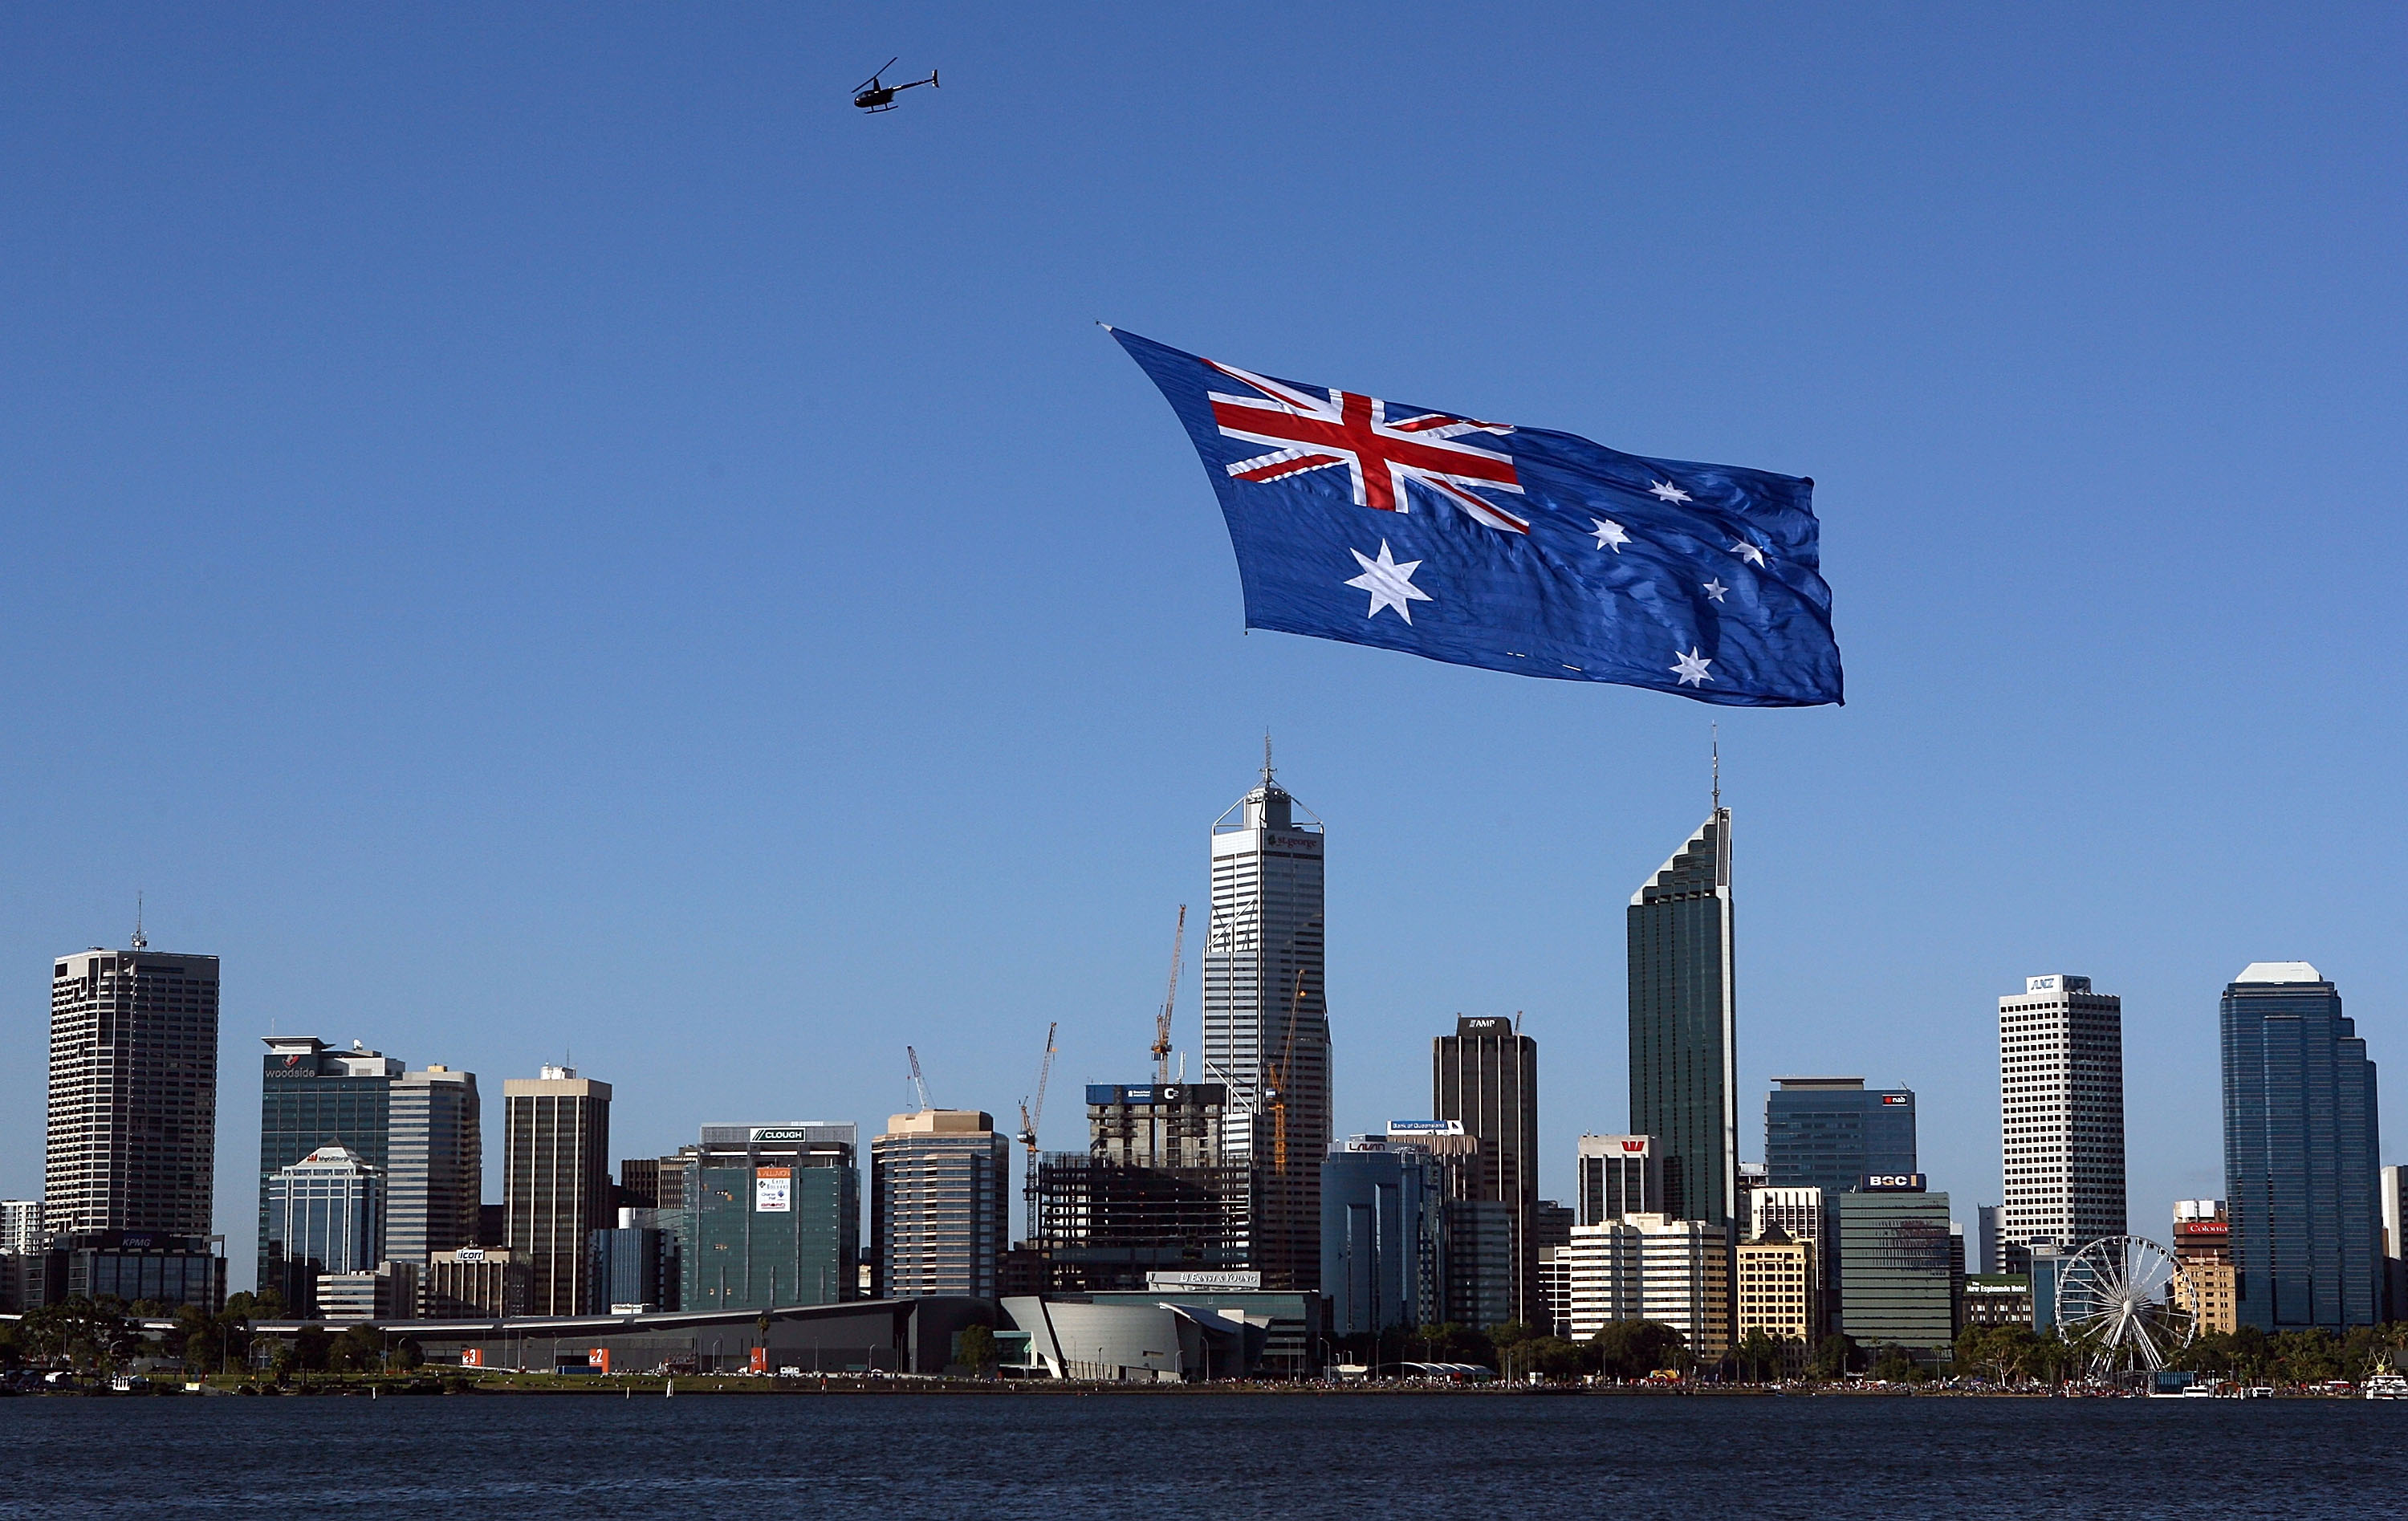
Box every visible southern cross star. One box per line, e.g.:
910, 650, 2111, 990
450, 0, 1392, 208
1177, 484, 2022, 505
1649, 480, 1692, 503
1671, 646, 1714, 686
1731, 539, 1767, 567
1344, 540, 1433, 624
1702, 579, 1728, 603
1591, 518, 1630, 552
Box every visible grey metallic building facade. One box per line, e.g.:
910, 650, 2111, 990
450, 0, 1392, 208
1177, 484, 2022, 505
872, 1109, 1008, 1299
1203, 760, 1329, 1291
1628, 809, 1738, 1229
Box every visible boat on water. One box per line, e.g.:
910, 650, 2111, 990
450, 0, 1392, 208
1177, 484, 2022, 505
2362, 1373, 2408, 1399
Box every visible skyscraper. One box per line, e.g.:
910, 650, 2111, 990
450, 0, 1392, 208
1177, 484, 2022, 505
258, 1036, 402, 1291
1576, 1134, 1659, 1225
1999, 974, 2126, 1253
263, 1145, 380, 1279
1835, 1180, 1954, 1358
1766, 1078, 1917, 1196
1434, 1015, 1540, 1324
386, 1064, 482, 1267
1203, 752, 1329, 1291
672, 1123, 858, 1311
872, 1109, 1009, 1299
1628, 807, 1737, 1228
48, 941, 220, 1237
504, 1065, 612, 1316
1320, 1136, 1447, 1336
2220, 962, 2382, 1331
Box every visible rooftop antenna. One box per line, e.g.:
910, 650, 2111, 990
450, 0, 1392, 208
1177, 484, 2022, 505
1262, 729, 1275, 787
1711, 722, 1721, 813
131, 892, 147, 951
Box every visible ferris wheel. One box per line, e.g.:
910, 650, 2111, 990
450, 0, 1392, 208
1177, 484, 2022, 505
2056, 1234, 2197, 1377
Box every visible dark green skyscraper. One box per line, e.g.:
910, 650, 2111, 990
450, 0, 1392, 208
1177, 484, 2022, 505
1628, 807, 1737, 1230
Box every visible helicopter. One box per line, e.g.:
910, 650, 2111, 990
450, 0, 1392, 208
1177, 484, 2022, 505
852, 59, 938, 112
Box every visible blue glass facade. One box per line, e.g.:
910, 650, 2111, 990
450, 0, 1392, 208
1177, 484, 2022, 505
1766, 1079, 1917, 1196
258, 1038, 401, 1292
1320, 1141, 1445, 1336
2221, 966, 2381, 1331
589, 1223, 678, 1310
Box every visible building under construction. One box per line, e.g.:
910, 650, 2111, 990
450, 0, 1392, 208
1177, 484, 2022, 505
1022, 1084, 1250, 1291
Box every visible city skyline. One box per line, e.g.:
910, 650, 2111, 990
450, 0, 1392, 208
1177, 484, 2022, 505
5, 8, 2404, 1302
14, 751, 2394, 1295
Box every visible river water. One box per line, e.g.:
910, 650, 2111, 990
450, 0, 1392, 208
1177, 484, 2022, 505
4, 1390, 2396, 1517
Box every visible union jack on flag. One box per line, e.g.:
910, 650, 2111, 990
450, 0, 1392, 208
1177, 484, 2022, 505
1108, 327, 1842, 707
1205, 356, 1531, 533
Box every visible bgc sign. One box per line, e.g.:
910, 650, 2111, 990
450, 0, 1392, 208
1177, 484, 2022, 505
1861, 1173, 1927, 1192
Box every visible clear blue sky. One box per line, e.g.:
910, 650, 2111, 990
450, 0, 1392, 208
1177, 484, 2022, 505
3, 4, 2402, 1287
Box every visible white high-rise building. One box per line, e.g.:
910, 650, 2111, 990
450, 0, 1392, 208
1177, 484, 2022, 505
1564, 1219, 1643, 1340
48, 942, 220, 1237
1999, 974, 2126, 1253
1633, 1213, 1731, 1361
1203, 750, 1329, 1291
0, 1200, 42, 1255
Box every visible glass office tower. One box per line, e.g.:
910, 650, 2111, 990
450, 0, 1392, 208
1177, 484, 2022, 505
1766, 1078, 1917, 1196
1628, 808, 1737, 1228
258, 1037, 401, 1293
2220, 962, 2382, 1331
673, 1123, 858, 1311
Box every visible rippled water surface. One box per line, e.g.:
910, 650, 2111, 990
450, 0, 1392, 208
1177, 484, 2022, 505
4, 1391, 2398, 1517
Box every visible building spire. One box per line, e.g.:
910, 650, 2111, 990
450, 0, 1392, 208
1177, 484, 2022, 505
131, 892, 147, 951
1710, 722, 1720, 813
1263, 728, 1276, 788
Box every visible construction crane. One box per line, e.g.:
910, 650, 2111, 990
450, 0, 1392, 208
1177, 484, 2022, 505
1016, 1021, 1057, 1154
1151, 905, 1186, 1084
906, 1045, 931, 1112
1264, 970, 1305, 1175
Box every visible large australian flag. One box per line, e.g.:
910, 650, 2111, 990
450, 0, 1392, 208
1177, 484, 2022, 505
1110, 328, 1842, 706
